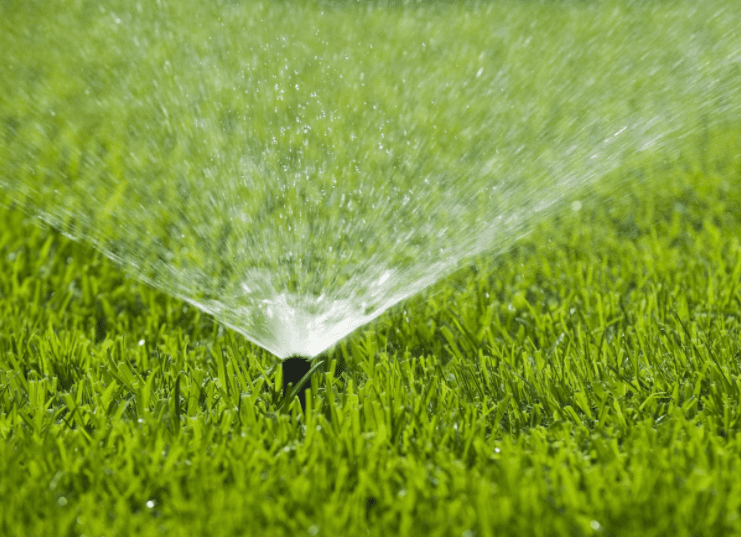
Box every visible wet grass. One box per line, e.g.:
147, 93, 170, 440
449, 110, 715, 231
2, 142, 741, 536
2, 0, 741, 536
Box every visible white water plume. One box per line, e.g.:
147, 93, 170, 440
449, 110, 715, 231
1, 1, 740, 358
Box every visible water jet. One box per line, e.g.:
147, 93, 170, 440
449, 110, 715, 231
1, 0, 740, 371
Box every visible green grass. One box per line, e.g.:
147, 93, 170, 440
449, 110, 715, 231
2, 150, 741, 536
2, 0, 741, 536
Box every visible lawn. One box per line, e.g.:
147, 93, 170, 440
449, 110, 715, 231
2, 1, 741, 536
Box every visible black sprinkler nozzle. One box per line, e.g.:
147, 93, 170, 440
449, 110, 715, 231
282, 356, 312, 411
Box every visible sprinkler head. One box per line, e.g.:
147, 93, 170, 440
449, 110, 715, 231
282, 356, 312, 412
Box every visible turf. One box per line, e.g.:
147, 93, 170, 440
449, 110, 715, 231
2, 1, 741, 536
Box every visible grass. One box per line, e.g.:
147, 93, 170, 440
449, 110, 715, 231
2, 0, 741, 536
2, 149, 741, 537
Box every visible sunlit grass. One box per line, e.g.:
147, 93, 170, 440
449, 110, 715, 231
2, 0, 741, 536
3, 140, 741, 535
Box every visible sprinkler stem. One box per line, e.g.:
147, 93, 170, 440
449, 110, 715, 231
282, 356, 312, 412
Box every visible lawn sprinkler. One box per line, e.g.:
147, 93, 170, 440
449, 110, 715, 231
282, 355, 312, 412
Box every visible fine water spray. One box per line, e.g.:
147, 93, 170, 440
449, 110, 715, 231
1, 1, 740, 408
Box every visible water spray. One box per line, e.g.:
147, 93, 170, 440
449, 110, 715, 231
2, 1, 740, 371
